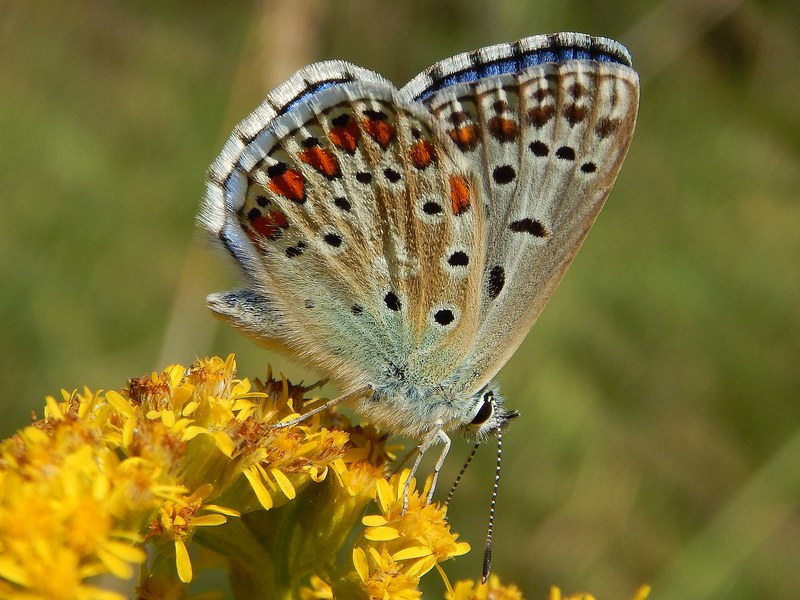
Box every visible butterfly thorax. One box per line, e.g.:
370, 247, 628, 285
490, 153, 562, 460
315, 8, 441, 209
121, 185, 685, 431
352, 377, 503, 440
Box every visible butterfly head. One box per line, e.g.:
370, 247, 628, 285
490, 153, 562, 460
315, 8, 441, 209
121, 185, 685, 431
459, 386, 519, 443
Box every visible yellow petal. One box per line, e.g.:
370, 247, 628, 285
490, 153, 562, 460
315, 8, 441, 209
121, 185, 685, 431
231, 378, 251, 396
362, 514, 388, 527
364, 526, 400, 541
122, 415, 136, 447
255, 463, 276, 491
298, 440, 321, 454
331, 458, 347, 475
243, 468, 273, 509
421, 474, 434, 499
375, 477, 393, 512
175, 539, 193, 583
212, 431, 234, 457
203, 504, 240, 517
396, 469, 412, 497
281, 376, 289, 402
166, 364, 185, 388
633, 585, 651, 600
161, 410, 176, 427
352, 547, 369, 582
392, 545, 432, 561
453, 541, 471, 556
173, 383, 194, 405
404, 554, 436, 579
191, 514, 228, 527
106, 390, 136, 417
270, 468, 296, 499
182, 425, 208, 441
44, 395, 64, 419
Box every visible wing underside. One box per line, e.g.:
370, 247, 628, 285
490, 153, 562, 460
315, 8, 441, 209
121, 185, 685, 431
202, 63, 488, 389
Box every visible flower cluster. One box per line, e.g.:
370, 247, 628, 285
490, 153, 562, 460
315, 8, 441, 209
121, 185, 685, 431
0, 356, 368, 598
0, 355, 647, 599
299, 470, 470, 599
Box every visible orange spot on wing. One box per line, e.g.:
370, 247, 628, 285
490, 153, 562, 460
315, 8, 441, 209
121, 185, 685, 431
447, 125, 478, 151
488, 117, 518, 142
251, 210, 288, 240
268, 169, 305, 203
362, 118, 395, 148
449, 174, 471, 216
410, 140, 436, 169
299, 146, 341, 179
329, 119, 361, 154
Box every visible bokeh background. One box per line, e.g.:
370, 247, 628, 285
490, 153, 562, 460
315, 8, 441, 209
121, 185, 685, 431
2, 1, 799, 598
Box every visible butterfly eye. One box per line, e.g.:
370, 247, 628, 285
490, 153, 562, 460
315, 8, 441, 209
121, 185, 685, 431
470, 392, 495, 425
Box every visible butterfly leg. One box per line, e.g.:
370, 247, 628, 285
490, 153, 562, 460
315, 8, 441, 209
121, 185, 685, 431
403, 422, 450, 513
427, 429, 452, 504
396, 444, 421, 471
271, 386, 372, 429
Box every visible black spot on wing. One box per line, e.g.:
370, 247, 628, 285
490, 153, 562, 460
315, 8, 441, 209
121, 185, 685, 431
509, 218, 547, 237
556, 146, 575, 161
434, 309, 455, 326
333, 196, 351, 211
493, 165, 516, 184
423, 201, 443, 215
384, 291, 401, 311
324, 233, 343, 247
487, 266, 505, 299
448, 251, 469, 266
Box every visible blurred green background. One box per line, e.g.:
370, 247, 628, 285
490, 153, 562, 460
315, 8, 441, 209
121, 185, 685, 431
2, 1, 799, 598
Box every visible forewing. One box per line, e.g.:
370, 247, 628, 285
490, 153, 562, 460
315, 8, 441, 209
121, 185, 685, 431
401, 33, 640, 389
202, 61, 486, 390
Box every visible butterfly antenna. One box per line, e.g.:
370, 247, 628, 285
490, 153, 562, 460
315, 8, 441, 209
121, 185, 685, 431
482, 425, 505, 584
445, 443, 479, 507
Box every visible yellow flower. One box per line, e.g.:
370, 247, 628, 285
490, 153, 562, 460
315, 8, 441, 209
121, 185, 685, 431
229, 410, 351, 512
312, 469, 472, 599
362, 469, 470, 575
185, 354, 238, 401
545, 585, 651, 600
449, 574, 525, 600
0, 418, 147, 600
146, 484, 238, 583
288, 424, 391, 592
352, 546, 422, 600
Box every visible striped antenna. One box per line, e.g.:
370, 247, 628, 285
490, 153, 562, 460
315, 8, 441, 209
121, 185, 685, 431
482, 424, 505, 583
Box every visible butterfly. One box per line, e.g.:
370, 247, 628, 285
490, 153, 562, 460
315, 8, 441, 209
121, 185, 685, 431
201, 31, 639, 575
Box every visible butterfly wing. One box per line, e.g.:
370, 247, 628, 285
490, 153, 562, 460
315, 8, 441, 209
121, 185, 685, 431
202, 61, 488, 394
400, 33, 640, 390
